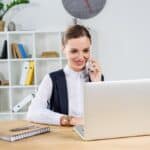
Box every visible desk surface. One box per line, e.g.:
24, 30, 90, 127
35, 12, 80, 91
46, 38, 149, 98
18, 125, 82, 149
1, 122, 150, 150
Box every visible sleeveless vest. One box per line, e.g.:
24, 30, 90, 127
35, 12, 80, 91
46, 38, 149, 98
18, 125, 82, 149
47, 69, 104, 114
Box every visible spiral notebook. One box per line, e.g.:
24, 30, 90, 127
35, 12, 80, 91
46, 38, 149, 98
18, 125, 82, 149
0, 120, 50, 142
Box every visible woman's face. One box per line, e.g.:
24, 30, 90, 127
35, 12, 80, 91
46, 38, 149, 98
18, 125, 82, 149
63, 36, 91, 72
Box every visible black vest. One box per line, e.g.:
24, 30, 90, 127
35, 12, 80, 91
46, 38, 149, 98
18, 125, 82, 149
47, 69, 104, 114
47, 69, 68, 114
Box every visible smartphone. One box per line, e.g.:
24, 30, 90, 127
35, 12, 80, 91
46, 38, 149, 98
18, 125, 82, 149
86, 59, 94, 74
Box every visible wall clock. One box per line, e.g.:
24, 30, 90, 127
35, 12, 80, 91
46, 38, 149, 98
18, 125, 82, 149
62, 0, 106, 19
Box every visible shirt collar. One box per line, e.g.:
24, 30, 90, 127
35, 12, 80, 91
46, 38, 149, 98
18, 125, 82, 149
64, 65, 89, 80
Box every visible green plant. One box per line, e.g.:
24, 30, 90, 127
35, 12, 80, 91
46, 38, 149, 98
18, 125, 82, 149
0, 0, 29, 20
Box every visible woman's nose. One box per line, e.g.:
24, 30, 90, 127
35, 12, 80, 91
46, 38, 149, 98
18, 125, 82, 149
77, 52, 84, 59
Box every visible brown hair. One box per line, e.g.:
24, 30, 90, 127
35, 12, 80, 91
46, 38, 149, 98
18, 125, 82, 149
62, 24, 91, 46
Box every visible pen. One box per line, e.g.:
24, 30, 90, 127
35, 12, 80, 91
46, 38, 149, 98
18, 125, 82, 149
10, 125, 35, 132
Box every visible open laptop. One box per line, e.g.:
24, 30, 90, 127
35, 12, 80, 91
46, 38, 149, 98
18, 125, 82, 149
74, 79, 150, 140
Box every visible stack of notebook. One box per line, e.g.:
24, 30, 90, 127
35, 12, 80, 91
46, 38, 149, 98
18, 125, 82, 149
0, 120, 50, 142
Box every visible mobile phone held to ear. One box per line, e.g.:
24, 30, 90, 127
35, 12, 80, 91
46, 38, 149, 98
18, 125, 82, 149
86, 60, 94, 73
86, 58, 105, 81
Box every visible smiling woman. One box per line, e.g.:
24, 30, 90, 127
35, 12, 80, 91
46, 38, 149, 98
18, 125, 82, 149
27, 24, 104, 126
62, 25, 91, 72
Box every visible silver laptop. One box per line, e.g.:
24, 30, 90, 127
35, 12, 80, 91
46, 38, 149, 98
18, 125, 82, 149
74, 79, 150, 140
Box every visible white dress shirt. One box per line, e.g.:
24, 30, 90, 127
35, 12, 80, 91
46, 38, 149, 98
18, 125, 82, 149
27, 65, 89, 125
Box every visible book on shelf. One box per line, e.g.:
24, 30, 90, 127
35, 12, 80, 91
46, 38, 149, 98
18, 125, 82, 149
0, 120, 50, 142
19, 61, 34, 85
0, 72, 9, 85
20, 61, 34, 85
20, 61, 30, 85
11, 43, 28, 59
40, 51, 59, 58
25, 61, 34, 85
0, 80, 9, 85
18, 43, 28, 58
0, 40, 7, 59
11, 43, 22, 58
11, 43, 17, 58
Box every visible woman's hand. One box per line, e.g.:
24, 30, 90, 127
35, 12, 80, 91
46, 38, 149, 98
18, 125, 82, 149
60, 116, 83, 126
60, 116, 70, 126
88, 58, 102, 82
69, 116, 84, 126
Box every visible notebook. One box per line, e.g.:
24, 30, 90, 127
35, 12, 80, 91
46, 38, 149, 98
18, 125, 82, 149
0, 120, 50, 142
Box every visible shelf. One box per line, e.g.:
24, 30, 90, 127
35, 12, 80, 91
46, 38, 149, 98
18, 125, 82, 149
0, 112, 27, 115
0, 30, 63, 120
0, 32, 8, 35
9, 58, 60, 61
8, 31, 34, 34
10, 85, 37, 89
0, 86, 10, 89
0, 86, 37, 89
36, 57, 60, 61
9, 58, 35, 62
0, 59, 8, 62
0, 112, 27, 120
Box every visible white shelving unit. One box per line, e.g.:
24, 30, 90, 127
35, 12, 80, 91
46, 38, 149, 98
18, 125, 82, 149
0, 31, 67, 120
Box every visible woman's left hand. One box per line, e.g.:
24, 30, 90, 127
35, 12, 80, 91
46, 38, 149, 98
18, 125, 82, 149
88, 58, 102, 82
60, 116, 84, 126
69, 117, 84, 126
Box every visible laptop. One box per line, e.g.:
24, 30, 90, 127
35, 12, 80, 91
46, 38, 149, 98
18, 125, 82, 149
74, 79, 150, 140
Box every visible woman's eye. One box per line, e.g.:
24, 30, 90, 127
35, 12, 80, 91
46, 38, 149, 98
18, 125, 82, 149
70, 49, 78, 54
83, 49, 89, 53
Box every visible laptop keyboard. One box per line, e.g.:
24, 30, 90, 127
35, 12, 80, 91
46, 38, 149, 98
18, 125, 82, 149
75, 125, 84, 137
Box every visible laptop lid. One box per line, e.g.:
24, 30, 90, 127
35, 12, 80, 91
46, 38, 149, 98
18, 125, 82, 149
83, 79, 150, 140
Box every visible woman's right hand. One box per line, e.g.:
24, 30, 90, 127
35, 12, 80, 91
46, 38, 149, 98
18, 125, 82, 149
60, 115, 70, 126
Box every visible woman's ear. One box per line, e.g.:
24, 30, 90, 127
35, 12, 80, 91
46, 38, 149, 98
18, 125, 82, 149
62, 45, 66, 55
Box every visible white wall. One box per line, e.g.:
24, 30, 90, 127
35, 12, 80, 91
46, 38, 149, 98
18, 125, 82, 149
5, 0, 73, 30
6, 0, 150, 81
82, 0, 150, 80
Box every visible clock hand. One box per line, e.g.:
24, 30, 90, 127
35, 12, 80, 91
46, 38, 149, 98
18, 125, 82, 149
83, 0, 93, 13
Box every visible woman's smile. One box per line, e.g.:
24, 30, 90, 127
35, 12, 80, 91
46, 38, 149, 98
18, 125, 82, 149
74, 60, 85, 66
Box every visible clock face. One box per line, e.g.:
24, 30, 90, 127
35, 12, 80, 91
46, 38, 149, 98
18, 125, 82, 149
62, 0, 106, 19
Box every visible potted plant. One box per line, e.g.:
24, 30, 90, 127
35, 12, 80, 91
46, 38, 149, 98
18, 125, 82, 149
0, 0, 29, 31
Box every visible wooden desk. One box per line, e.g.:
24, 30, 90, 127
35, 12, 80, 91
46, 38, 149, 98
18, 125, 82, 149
1, 123, 150, 150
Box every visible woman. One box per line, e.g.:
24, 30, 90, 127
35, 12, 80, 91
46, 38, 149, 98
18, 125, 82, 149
27, 24, 104, 126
